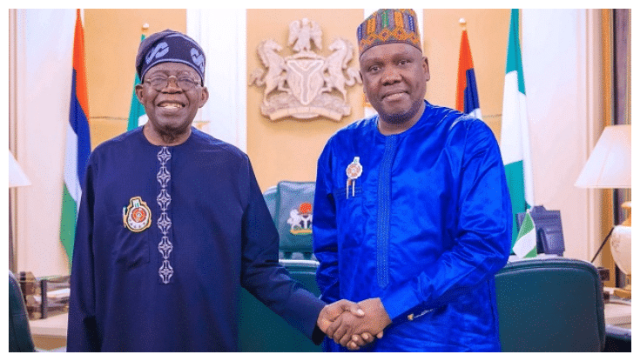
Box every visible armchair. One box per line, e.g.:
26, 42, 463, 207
495, 257, 606, 351
9, 271, 35, 352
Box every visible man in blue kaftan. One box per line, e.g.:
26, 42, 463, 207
313, 9, 513, 351
67, 29, 367, 352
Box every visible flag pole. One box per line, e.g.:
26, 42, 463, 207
459, 17, 466, 30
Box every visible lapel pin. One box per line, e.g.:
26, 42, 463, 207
345, 156, 363, 199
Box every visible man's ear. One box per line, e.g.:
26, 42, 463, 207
359, 70, 368, 99
135, 84, 144, 102
422, 57, 430, 82
199, 87, 210, 108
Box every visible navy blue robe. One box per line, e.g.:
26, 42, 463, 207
67, 127, 325, 351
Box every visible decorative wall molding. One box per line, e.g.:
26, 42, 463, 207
249, 18, 361, 122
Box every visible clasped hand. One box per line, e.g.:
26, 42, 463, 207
317, 298, 391, 350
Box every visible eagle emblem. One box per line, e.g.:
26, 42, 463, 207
287, 202, 313, 235
249, 18, 361, 121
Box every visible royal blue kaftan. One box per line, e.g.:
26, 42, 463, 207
67, 127, 325, 351
313, 101, 512, 351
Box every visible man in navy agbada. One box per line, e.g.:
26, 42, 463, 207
67, 29, 368, 352
313, 9, 513, 351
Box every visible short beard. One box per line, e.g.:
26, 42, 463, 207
381, 102, 422, 125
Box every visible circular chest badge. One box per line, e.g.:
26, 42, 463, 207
123, 196, 152, 232
346, 156, 363, 180
345, 156, 362, 199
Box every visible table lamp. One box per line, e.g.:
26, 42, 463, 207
575, 124, 631, 298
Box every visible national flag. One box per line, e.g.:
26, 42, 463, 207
512, 212, 537, 259
127, 34, 148, 131
455, 28, 482, 119
60, 9, 91, 264
500, 9, 535, 249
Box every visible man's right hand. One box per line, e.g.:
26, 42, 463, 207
317, 299, 364, 333
316, 299, 377, 350
325, 297, 391, 349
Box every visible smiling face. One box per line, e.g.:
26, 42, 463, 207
359, 43, 430, 135
136, 62, 209, 146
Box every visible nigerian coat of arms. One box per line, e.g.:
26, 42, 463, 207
249, 18, 361, 121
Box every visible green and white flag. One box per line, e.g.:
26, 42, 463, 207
500, 9, 535, 250
127, 34, 147, 131
513, 212, 537, 259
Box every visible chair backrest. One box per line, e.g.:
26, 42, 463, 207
263, 181, 316, 260
263, 185, 277, 220
9, 271, 35, 352
516, 205, 565, 256
495, 258, 606, 352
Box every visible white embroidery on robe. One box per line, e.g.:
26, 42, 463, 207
157, 147, 174, 284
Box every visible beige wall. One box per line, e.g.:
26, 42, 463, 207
246, 9, 366, 190
246, 9, 510, 190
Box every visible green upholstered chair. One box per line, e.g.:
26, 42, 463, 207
263, 185, 277, 220
495, 257, 606, 352
9, 271, 35, 352
238, 181, 321, 352
268, 181, 316, 260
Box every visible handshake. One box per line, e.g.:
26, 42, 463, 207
317, 297, 392, 350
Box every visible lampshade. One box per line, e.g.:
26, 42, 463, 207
575, 124, 631, 188
9, 150, 31, 188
